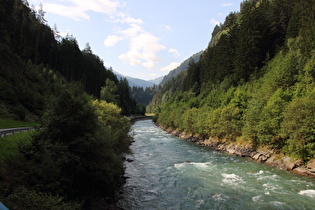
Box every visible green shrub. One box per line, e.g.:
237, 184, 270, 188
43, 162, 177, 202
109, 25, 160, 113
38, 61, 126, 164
1, 187, 81, 210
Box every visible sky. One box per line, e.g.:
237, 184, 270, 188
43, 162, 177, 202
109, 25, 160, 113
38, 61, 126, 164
27, 0, 243, 81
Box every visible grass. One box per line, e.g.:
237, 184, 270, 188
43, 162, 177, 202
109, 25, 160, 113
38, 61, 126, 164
0, 131, 34, 163
0, 118, 39, 129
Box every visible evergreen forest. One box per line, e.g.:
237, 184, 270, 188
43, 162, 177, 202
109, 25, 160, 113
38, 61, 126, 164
150, 0, 315, 162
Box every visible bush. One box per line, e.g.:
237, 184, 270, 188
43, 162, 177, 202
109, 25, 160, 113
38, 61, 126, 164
92, 99, 132, 153
0, 187, 81, 210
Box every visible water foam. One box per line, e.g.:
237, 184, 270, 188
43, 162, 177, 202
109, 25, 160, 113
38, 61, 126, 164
255, 170, 264, 175
174, 161, 212, 169
263, 183, 278, 194
269, 201, 285, 207
252, 195, 264, 203
298, 189, 315, 198
221, 173, 245, 185
212, 193, 229, 201
257, 174, 278, 181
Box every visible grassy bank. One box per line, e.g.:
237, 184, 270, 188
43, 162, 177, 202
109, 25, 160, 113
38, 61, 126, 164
0, 131, 33, 163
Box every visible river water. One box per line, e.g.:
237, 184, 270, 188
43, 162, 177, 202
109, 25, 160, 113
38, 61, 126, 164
118, 120, 315, 209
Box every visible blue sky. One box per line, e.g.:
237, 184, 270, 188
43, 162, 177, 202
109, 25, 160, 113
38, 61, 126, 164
27, 0, 243, 80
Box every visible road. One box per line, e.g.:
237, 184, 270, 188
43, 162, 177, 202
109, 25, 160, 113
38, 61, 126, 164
0, 127, 35, 137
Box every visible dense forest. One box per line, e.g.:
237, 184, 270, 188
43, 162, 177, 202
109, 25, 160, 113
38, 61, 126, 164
151, 0, 315, 162
0, 0, 142, 208
130, 85, 158, 107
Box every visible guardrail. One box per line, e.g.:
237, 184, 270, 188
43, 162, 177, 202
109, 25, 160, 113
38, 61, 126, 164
0, 127, 35, 138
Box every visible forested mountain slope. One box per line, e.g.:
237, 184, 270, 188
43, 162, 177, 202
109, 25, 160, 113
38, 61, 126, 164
0, 0, 140, 119
159, 51, 202, 86
151, 0, 315, 161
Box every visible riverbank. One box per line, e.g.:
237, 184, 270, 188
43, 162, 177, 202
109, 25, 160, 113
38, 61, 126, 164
158, 125, 315, 178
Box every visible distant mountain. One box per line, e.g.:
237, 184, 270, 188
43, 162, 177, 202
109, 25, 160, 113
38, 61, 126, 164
149, 76, 164, 85
113, 71, 156, 88
127, 78, 156, 88
160, 51, 203, 86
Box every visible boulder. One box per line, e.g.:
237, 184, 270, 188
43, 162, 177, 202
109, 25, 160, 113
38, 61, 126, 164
294, 159, 304, 167
282, 157, 295, 170
226, 147, 236, 155
307, 159, 315, 169
293, 166, 311, 177
252, 152, 261, 161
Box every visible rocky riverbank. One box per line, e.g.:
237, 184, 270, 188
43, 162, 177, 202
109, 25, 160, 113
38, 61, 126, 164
159, 125, 315, 178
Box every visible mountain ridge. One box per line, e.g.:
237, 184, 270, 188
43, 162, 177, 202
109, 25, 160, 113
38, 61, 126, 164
113, 71, 157, 88
160, 51, 203, 86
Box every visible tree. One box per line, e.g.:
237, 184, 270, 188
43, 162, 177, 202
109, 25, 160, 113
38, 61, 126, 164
19, 83, 125, 203
100, 78, 119, 105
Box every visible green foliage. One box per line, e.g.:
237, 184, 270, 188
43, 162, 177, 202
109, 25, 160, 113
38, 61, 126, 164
92, 99, 132, 153
0, 62, 55, 120
23, 84, 124, 199
0, 187, 81, 210
257, 88, 291, 144
181, 108, 199, 133
282, 94, 315, 160
130, 85, 158, 106
0, 118, 38, 129
0, 131, 33, 163
100, 78, 120, 105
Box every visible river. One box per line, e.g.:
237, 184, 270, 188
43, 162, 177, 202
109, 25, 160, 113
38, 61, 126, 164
117, 120, 315, 209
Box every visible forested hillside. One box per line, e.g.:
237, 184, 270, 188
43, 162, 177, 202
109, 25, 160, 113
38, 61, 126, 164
159, 51, 202, 86
0, 0, 141, 119
130, 85, 158, 107
151, 0, 315, 161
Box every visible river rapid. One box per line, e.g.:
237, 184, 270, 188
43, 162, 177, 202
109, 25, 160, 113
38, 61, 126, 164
117, 120, 315, 210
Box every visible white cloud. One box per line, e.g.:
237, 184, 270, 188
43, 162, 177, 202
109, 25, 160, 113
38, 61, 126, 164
44, 4, 88, 20
210, 18, 220, 25
104, 35, 123, 46
144, 73, 159, 79
160, 62, 180, 72
169, 48, 181, 57
112, 12, 143, 24
158, 24, 173, 31
117, 24, 144, 37
42, 0, 120, 20
222, 3, 234, 7
68, 0, 119, 14
119, 32, 165, 69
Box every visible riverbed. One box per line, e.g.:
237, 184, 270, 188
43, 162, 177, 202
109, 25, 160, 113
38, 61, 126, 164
118, 120, 315, 209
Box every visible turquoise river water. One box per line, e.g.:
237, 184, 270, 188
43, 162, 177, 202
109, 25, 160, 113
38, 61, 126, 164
117, 120, 315, 210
